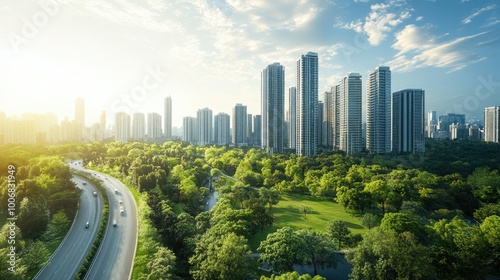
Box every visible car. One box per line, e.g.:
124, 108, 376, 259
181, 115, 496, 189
93, 191, 97, 196
119, 200, 122, 204
115, 189, 118, 194
113, 219, 117, 227
82, 182, 87, 185
85, 222, 90, 228
120, 206, 124, 214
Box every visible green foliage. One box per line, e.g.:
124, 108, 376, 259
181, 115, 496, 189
190, 232, 253, 280
380, 212, 425, 236
326, 220, 351, 250
474, 203, 500, 221
347, 228, 433, 280
360, 213, 380, 230
261, 271, 326, 280
258, 227, 306, 273
296, 229, 337, 276
17, 196, 50, 239
145, 247, 177, 280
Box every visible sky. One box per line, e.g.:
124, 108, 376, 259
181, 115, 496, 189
0, 0, 499, 128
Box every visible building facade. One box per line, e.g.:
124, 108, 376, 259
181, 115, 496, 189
392, 89, 425, 153
232, 103, 248, 146
214, 112, 231, 145
338, 73, 363, 154
197, 108, 213, 146
164, 96, 172, 139
115, 112, 130, 142
147, 112, 162, 140
131, 112, 145, 140
484, 106, 499, 143
366, 66, 391, 154
261, 63, 285, 154
296, 52, 318, 156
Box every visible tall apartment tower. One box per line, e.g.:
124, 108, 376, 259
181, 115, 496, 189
392, 89, 425, 153
232, 103, 247, 146
366, 66, 391, 154
197, 108, 213, 146
164, 96, 172, 139
115, 112, 130, 142
427, 110, 437, 137
183, 116, 197, 144
331, 85, 341, 150
338, 73, 363, 154
75, 97, 85, 126
214, 112, 231, 145
253, 115, 262, 147
247, 114, 253, 145
261, 63, 285, 154
484, 106, 500, 143
296, 52, 318, 156
147, 112, 162, 140
131, 112, 145, 140
288, 87, 297, 149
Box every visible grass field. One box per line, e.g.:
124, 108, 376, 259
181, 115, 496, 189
249, 193, 368, 251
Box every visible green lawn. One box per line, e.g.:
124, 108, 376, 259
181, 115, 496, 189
249, 193, 368, 251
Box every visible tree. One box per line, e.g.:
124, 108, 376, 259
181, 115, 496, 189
360, 213, 380, 230
380, 212, 425, 237
364, 179, 389, 214
17, 196, 50, 239
347, 228, 433, 280
190, 232, 253, 280
296, 230, 337, 276
258, 227, 306, 273
42, 210, 71, 242
259, 187, 280, 211
260, 271, 327, 280
146, 247, 177, 280
473, 203, 500, 222
21, 240, 50, 272
326, 220, 351, 250
299, 204, 313, 219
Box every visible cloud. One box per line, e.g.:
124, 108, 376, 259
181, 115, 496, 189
337, 0, 411, 46
387, 24, 490, 72
462, 4, 496, 24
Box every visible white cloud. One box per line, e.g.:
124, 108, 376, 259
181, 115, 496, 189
337, 0, 412, 46
387, 24, 489, 72
462, 4, 496, 24
416, 16, 423, 21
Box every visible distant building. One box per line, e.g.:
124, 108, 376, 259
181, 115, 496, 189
468, 124, 481, 141
164, 96, 172, 139
214, 112, 230, 145
115, 112, 131, 142
262, 63, 285, 154
197, 108, 213, 146
366, 66, 391, 154
232, 103, 247, 147
131, 112, 145, 140
338, 73, 363, 154
484, 106, 499, 143
296, 52, 318, 156
147, 112, 162, 140
183, 116, 197, 144
450, 123, 468, 140
253, 115, 262, 147
392, 89, 425, 153
288, 87, 297, 149
427, 110, 437, 137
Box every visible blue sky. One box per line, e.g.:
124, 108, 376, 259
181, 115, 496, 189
1, 0, 499, 127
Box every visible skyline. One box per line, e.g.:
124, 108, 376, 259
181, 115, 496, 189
1, 0, 499, 127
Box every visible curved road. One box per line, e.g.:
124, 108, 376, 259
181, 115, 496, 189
34, 175, 103, 280
73, 163, 138, 280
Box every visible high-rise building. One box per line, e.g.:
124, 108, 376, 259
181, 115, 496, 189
197, 108, 213, 146
131, 112, 145, 140
427, 110, 437, 137
247, 113, 253, 146
331, 85, 341, 150
253, 115, 262, 147
338, 73, 363, 154
115, 112, 130, 142
183, 116, 197, 144
232, 103, 247, 147
214, 112, 230, 145
75, 97, 85, 127
484, 106, 499, 143
147, 112, 162, 140
296, 52, 318, 156
366, 66, 391, 154
164, 96, 172, 139
392, 89, 425, 153
288, 87, 297, 149
323, 91, 333, 148
450, 123, 468, 140
262, 63, 285, 154
318, 101, 324, 147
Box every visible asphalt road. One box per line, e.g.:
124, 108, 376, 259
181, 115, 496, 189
34, 175, 103, 280
73, 164, 138, 280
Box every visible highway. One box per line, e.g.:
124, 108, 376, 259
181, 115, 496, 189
34, 175, 103, 280
74, 163, 138, 280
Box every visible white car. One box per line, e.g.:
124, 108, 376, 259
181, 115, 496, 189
93, 191, 97, 196
120, 206, 124, 214
85, 221, 90, 228
114, 189, 118, 194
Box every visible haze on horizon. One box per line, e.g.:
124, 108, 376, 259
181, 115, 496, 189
1, 0, 499, 127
